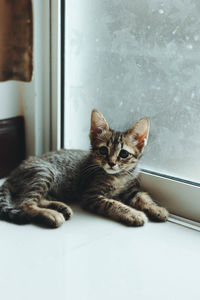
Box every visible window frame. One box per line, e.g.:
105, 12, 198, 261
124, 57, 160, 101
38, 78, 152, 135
50, 0, 63, 151
21, 0, 64, 157
140, 170, 200, 224
21, 0, 51, 156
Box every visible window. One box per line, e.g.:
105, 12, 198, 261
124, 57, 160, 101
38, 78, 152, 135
62, 0, 200, 223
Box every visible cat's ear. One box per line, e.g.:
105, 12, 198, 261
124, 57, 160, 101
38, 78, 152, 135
126, 118, 150, 151
90, 109, 109, 141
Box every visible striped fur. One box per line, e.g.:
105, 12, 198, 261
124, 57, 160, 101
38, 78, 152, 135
0, 110, 168, 227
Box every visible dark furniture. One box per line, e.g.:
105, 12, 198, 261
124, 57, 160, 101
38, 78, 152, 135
0, 116, 25, 178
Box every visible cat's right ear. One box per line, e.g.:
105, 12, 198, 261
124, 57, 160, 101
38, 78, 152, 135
90, 109, 109, 141
125, 117, 150, 152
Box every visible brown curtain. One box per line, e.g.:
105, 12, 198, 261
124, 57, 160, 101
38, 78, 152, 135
0, 0, 33, 82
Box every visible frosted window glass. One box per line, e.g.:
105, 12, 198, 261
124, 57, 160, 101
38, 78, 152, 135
64, 0, 200, 183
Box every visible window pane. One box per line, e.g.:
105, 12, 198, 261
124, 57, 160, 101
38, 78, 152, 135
65, 0, 200, 183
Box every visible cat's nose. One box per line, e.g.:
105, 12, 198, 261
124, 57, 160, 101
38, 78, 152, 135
108, 162, 116, 168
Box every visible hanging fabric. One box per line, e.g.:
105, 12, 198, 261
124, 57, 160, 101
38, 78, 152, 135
0, 0, 33, 82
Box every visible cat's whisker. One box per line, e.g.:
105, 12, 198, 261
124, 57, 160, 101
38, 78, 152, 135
81, 169, 97, 177
123, 169, 135, 178
82, 164, 100, 172
80, 168, 101, 186
81, 165, 101, 177
81, 164, 100, 173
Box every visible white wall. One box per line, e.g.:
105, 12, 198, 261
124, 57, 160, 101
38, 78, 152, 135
0, 82, 20, 119
0, 0, 51, 158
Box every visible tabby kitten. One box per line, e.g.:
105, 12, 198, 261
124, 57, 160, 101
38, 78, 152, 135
0, 110, 168, 228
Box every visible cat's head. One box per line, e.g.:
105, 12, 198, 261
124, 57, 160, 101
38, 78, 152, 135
89, 109, 149, 175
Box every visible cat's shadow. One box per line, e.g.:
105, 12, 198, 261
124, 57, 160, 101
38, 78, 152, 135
1, 204, 164, 229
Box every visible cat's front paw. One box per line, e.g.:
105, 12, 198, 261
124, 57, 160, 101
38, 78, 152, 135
122, 211, 148, 227
148, 206, 169, 222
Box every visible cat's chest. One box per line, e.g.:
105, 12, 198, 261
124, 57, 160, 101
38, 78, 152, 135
106, 175, 131, 197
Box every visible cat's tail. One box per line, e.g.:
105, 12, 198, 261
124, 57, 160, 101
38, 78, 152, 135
0, 184, 30, 224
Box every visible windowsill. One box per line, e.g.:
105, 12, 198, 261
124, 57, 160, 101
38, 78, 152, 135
0, 201, 199, 300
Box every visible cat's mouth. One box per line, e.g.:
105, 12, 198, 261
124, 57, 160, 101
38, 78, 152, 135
104, 165, 120, 174
106, 169, 119, 174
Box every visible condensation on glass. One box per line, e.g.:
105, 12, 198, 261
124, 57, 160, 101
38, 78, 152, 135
65, 0, 200, 183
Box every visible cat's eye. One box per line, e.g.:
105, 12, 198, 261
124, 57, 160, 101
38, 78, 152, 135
99, 146, 108, 155
119, 149, 129, 158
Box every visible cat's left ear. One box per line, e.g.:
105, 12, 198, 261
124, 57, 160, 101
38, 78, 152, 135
90, 109, 109, 141
126, 118, 150, 151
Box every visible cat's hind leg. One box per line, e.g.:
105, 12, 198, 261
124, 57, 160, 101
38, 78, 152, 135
9, 158, 70, 228
129, 192, 169, 222
18, 201, 66, 228
39, 198, 73, 221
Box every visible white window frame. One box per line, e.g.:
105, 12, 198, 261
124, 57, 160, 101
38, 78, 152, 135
21, 0, 62, 157
140, 170, 200, 225
50, 0, 63, 151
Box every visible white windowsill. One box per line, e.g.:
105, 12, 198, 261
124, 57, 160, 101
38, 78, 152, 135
0, 196, 199, 300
